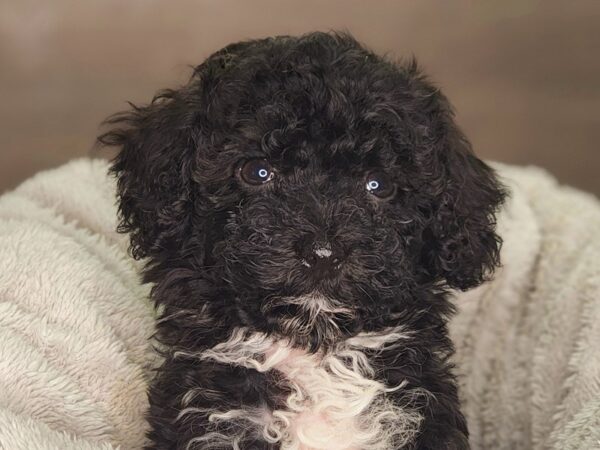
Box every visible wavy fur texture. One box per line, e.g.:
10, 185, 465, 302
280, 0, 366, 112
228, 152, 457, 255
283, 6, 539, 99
98, 32, 506, 449
175, 325, 426, 450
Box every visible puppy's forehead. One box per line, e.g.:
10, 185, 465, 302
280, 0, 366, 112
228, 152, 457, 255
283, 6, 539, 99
199, 36, 425, 174
225, 79, 403, 172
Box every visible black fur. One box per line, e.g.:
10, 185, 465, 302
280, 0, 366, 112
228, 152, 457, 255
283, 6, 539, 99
99, 32, 506, 449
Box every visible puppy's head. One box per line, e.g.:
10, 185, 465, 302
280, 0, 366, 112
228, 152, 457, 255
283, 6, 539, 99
100, 32, 506, 349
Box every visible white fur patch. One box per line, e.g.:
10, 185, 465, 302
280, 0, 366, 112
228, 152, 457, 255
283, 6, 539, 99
314, 247, 332, 258
178, 318, 427, 449
262, 294, 353, 345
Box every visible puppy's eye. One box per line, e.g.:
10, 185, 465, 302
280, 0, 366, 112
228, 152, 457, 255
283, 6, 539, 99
239, 159, 275, 185
365, 171, 395, 199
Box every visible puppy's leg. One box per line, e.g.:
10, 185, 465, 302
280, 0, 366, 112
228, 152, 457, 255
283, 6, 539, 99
412, 384, 470, 450
377, 346, 470, 450
145, 357, 284, 450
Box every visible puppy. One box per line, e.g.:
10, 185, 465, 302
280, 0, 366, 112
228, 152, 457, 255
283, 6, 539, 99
100, 32, 505, 450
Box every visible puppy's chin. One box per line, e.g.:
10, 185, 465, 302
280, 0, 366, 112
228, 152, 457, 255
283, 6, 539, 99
261, 293, 358, 352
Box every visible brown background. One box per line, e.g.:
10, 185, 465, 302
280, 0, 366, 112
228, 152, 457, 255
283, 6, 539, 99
1, 0, 599, 195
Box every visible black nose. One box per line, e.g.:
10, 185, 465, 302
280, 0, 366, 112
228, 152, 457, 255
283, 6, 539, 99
298, 238, 344, 273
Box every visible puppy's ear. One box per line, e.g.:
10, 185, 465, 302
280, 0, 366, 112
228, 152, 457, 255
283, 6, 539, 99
98, 89, 197, 260
426, 128, 506, 290
410, 72, 507, 291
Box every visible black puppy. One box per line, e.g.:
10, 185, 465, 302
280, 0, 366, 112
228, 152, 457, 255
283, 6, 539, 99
100, 32, 505, 450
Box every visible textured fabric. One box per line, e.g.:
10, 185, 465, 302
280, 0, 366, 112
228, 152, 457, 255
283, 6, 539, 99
0, 159, 156, 450
450, 163, 600, 450
0, 159, 598, 449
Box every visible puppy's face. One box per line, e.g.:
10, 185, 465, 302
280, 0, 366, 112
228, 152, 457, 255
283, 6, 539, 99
216, 110, 421, 348
101, 33, 505, 349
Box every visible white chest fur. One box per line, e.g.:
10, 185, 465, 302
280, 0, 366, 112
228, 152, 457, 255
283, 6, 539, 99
177, 328, 425, 450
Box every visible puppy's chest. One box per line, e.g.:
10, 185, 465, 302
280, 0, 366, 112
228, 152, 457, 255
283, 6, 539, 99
192, 329, 423, 450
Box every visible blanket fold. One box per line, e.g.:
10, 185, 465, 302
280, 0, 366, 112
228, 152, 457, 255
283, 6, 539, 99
0, 159, 598, 449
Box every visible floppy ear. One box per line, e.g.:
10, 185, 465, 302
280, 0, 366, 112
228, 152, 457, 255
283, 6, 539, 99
97, 44, 259, 263
413, 83, 507, 291
98, 89, 197, 260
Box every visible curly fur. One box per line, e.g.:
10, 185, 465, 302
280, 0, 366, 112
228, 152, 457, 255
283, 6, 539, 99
99, 31, 506, 449
175, 326, 425, 450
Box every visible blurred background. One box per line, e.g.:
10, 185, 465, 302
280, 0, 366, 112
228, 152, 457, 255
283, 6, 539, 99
1, 0, 598, 195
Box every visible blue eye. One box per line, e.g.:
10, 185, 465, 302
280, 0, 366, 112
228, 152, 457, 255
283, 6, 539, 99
367, 180, 380, 191
365, 171, 395, 199
239, 159, 275, 185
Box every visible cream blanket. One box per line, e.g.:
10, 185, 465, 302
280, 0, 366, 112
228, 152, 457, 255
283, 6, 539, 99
0, 159, 598, 450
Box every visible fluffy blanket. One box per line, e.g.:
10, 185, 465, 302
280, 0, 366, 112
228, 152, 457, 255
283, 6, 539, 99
0, 159, 598, 450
